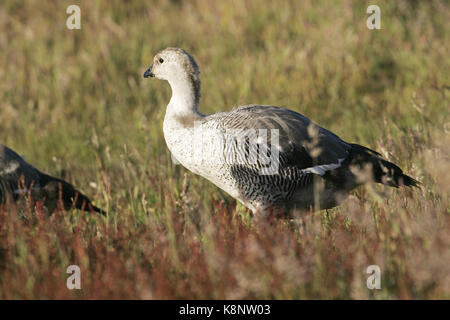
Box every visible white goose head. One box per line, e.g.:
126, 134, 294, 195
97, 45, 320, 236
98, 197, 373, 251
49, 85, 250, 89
144, 48, 201, 111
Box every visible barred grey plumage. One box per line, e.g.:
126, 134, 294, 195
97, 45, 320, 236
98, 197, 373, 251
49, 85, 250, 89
0, 144, 105, 215
144, 48, 419, 217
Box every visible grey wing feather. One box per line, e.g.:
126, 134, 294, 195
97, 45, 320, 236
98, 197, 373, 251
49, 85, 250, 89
206, 105, 350, 172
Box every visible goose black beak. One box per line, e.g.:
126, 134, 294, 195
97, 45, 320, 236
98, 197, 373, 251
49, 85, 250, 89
143, 65, 154, 78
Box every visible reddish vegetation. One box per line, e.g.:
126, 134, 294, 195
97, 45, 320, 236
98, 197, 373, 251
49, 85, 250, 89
0, 181, 448, 299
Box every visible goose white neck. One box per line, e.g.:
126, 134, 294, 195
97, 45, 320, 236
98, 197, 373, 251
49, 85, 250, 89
166, 74, 201, 116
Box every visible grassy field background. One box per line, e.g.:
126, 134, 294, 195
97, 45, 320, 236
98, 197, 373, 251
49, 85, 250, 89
0, 0, 449, 299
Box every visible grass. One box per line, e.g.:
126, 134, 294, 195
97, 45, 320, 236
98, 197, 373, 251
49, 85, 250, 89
0, 0, 449, 299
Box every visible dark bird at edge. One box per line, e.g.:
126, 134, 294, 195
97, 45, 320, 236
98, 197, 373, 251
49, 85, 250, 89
0, 144, 105, 215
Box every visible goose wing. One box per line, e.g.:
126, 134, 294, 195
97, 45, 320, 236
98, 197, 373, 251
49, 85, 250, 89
207, 105, 350, 175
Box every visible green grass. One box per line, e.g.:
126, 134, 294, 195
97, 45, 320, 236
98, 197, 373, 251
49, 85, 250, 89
0, 0, 449, 299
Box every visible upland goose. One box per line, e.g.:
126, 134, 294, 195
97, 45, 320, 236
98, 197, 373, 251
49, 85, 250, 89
143, 48, 418, 216
0, 144, 105, 215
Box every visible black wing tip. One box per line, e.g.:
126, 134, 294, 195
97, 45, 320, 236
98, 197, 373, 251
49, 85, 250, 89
89, 204, 107, 216
398, 174, 421, 188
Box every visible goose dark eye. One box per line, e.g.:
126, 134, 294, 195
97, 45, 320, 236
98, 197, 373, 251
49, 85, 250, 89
159, 58, 164, 63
